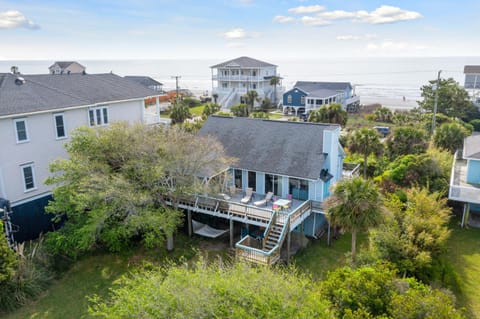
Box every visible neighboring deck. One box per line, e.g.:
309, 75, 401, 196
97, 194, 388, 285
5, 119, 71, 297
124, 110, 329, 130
449, 151, 480, 205
169, 192, 324, 265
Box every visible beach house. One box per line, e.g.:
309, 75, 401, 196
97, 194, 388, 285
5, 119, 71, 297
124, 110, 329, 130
449, 134, 480, 227
0, 72, 161, 242
48, 61, 86, 74
464, 65, 480, 107
177, 116, 345, 264
210, 56, 283, 109
282, 81, 360, 115
125, 76, 164, 92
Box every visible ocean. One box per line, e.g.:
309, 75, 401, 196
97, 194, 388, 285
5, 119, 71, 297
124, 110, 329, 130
2, 56, 480, 110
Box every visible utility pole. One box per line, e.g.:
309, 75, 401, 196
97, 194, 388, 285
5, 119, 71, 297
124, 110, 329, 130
171, 75, 181, 104
432, 70, 442, 134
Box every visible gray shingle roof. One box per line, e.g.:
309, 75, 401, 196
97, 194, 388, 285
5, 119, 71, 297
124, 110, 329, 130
464, 134, 480, 159
0, 73, 157, 117
211, 56, 276, 68
464, 65, 480, 74
124, 76, 163, 87
198, 116, 339, 180
294, 81, 352, 93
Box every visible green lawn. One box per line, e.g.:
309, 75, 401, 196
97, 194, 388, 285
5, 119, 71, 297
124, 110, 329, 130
189, 105, 205, 116
443, 220, 480, 318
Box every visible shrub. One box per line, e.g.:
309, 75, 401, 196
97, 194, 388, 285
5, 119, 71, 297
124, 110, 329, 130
470, 119, 480, 131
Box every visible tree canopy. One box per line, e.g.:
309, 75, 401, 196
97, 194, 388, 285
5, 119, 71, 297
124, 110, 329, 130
419, 77, 479, 122
45, 123, 232, 256
385, 127, 428, 160
347, 128, 383, 178
170, 101, 192, 124
433, 122, 469, 153
0, 221, 17, 284
308, 103, 347, 126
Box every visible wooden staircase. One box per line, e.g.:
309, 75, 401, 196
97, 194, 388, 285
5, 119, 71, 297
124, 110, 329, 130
263, 223, 284, 252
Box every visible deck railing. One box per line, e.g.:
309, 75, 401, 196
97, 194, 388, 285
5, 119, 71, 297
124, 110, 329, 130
448, 150, 480, 204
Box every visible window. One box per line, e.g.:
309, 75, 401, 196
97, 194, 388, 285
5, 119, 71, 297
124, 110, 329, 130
287, 95, 292, 104
316, 99, 322, 105
289, 178, 309, 200
248, 171, 256, 190
265, 174, 282, 196
234, 169, 243, 188
14, 118, 29, 143
21, 164, 36, 192
88, 106, 109, 126
301, 96, 305, 105
54, 113, 66, 139
252, 84, 257, 89
252, 71, 256, 76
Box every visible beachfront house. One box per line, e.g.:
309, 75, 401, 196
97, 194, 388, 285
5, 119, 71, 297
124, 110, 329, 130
178, 116, 344, 264
125, 76, 164, 92
210, 56, 283, 109
282, 81, 360, 115
449, 134, 480, 227
48, 61, 86, 74
0, 72, 162, 243
464, 65, 480, 107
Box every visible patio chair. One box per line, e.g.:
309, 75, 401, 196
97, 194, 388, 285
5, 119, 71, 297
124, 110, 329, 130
240, 187, 253, 204
229, 185, 237, 196
272, 204, 281, 212
253, 192, 274, 207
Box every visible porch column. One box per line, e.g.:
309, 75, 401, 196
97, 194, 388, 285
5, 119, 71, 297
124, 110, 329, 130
327, 221, 331, 246
462, 203, 471, 228
230, 218, 234, 248
187, 210, 192, 237
155, 96, 160, 116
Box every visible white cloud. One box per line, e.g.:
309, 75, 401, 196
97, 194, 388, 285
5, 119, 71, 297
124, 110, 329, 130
273, 15, 295, 23
300, 16, 330, 27
318, 10, 357, 20
0, 10, 39, 30
288, 5, 325, 14
222, 28, 247, 39
336, 34, 377, 41
357, 5, 422, 24
366, 40, 428, 51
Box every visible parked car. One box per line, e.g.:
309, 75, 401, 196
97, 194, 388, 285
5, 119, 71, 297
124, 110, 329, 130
373, 126, 390, 137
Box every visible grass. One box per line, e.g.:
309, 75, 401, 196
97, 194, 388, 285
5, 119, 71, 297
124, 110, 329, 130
442, 220, 480, 318
3, 234, 224, 319
189, 105, 205, 116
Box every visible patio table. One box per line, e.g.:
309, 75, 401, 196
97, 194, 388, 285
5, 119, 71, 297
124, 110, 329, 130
273, 198, 291, 209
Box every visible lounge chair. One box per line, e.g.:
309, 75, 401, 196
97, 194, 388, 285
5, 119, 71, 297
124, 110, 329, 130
241, 187, 253, 204
253, 192, 274, 207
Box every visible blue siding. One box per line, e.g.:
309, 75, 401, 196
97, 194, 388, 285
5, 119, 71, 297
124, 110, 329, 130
256, 172, 265, 194
282, 88, 307, 107
467, 159, 480, 184
242, 170, 247, 192
303, 213, 326, 237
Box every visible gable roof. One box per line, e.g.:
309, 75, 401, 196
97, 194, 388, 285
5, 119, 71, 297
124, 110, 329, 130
48, 61, 85, 70
198, 116, 339, 180
294, 81, 352, 95
125, 76, 163, 87
0, 73, 157, 117
464, 134, 480, 159
464, 65, 480, 74
211, 56, 276, 69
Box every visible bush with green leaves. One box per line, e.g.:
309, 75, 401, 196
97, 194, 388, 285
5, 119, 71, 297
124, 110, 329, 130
0, 221, 16, 284
470, 119, 480, 132
89, 260, 334, 319
386, 126, 428, 160
250, 111, 269, 119
230, 103, 249, 117
182, 97, 202, 107
374, 106, 393, 123
201, 102, 220, 119
433, 122, 470, 153
170, 101, 191, 124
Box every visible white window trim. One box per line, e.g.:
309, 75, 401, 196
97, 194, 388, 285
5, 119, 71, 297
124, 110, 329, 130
13, 118, 29, 144
20, 163, 37, 193
53, 113, 67, 140
88, 106, 109, 126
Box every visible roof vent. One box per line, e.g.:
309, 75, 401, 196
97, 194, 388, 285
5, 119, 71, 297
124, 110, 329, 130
15, 77, 26, 85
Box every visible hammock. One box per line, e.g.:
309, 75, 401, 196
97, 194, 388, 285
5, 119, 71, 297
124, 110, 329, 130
192, 220, 229, 238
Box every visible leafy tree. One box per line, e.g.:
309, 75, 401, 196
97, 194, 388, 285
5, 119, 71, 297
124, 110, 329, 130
385, 126, 428, 159
325, 177, 384, 262
321, 265, 464, 318
0, 221, 16, 284
201, 102, 220, 119
419, 77, 479, 122
230, 103, 249, 117
260, 97, 272, 111
45, 123, 231, 256
89, 260, 334, 319
470, 119, 480, 131
369, 188, 451, 279
269, 75, 281, 107
373, 106, 393, 123
348, 128, 383, 178
170, 101, 191, 124
308, 103, 347, 126
433, 122, 469, 153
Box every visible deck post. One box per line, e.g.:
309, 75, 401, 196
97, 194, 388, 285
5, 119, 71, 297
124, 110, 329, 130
286, 226, 291, 263
230, 218, 234, 248
327, 222, 331, 246
187, 210, 192, 237
462, 203, 470, 228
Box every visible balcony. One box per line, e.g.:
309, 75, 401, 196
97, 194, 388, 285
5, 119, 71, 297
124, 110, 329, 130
449, 151, 480, 205
212, 75, 267, 82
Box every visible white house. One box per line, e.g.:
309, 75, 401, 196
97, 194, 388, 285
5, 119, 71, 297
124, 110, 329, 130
48, 61, 86, 74
0, 72, 161, 242
210, 56, 283, 109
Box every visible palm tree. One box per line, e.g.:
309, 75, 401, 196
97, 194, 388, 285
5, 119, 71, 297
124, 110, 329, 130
348, 128, 383, 178
269, 76, 281, 107
325, 177, 383, 262
243, 90, 259, 116
327, 103, 348, 126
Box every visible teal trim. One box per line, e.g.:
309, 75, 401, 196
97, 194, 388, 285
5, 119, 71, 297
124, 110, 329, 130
467, 159, 480, 184
11, 195, 57, 243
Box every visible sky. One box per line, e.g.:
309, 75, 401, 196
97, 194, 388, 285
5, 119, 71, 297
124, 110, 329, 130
0, 0, 479, 60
